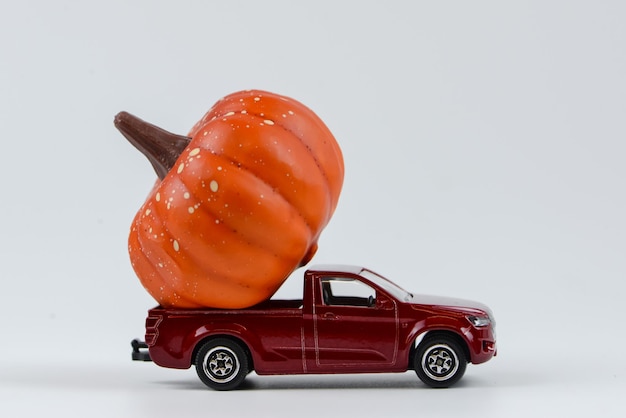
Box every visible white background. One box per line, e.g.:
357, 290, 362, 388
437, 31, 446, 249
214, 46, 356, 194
1, 1, 625, 416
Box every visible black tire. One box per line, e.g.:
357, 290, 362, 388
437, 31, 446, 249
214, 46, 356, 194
415, 336, 467, 388
195, 338, 249, 391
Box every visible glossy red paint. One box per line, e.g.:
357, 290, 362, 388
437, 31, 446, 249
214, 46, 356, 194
137, 265, 496, 389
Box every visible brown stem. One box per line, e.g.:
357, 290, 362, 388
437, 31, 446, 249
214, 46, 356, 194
114, 111, 191, 180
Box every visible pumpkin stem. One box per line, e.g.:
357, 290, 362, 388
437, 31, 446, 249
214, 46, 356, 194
114, 111, 191, 180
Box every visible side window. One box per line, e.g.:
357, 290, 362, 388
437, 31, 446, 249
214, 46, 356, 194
321, 277, 376, 307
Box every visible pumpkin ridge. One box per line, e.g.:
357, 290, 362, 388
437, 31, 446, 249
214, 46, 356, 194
233, 111, 335, 222
189, 90, 343, 211
156, 173, 308, 307
172, 155, 312, 263
131, 219, 200, 308
184, 145, 318, 236
176, 246, 293, 297
252, 112, 330, 178
133, 184, 214, 308
205, 109, 338, 218
171, 142, 316, 243
196, 90, 343, 210
158, 212, 300, 308
177, 173, 311, 260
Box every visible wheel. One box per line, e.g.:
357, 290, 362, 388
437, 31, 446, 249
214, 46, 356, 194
415, 336, 467, 388
195, 338, 249, 390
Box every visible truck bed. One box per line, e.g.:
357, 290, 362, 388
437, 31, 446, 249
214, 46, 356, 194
151, 299, 303, 315
145, 299, 305, 372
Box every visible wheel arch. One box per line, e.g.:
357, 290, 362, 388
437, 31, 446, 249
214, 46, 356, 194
409, 329, 470, 370
192, 333, 255, 372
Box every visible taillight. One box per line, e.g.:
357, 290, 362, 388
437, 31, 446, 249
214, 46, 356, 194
145, 315, 162, 346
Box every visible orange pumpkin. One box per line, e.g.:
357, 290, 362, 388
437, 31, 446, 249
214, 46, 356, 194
115, 90, 344, 308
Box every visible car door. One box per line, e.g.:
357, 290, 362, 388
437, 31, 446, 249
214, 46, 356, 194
313, 276, 399, 370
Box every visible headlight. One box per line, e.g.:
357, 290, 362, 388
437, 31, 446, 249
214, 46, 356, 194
467, 315, 491, 328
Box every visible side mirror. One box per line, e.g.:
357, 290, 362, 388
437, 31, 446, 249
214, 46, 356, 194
376, 294, 394, 310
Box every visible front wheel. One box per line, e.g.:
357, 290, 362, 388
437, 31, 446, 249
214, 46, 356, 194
415, 336, 467, 388
195, 338, 249, 391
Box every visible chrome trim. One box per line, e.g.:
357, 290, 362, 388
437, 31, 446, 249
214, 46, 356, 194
202, 346, 241, 384
421, 343, 459, 381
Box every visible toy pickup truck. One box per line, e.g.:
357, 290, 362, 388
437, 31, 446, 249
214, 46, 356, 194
132, 265, 496, 390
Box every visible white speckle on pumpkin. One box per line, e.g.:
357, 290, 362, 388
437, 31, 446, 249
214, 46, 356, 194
183, 192, 190, 199
288, 110, 294, 115
156, 193, 161, 202
215, 219, 220, 224
158, 263, 163, 268
203, 131, 208, 136
177, 163, 185, 174
241, 110, 247, 114
145, 209, 151, 216
173, 240, 180, 252
264, 119, 274, 125
210, 180, 219, 192
224, 111, 235, 117
188, 207, 195, 214
282, 114, 287, 118
189, 148, 200, 157
254, 97, 261, 102
217, 166, 222, 171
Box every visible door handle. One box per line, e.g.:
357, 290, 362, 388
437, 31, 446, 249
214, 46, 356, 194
322, 312, 337, 320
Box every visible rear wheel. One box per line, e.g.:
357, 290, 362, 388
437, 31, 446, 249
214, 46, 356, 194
415, 336, 466, 388
195, 338, 249, 391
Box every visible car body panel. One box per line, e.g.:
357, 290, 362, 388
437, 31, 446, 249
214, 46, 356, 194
143, 265, 496, 376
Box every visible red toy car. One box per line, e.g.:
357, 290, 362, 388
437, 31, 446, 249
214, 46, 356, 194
132, 265, 496, 390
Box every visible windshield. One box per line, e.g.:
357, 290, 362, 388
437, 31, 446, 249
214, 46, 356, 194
359, 269, 412, 301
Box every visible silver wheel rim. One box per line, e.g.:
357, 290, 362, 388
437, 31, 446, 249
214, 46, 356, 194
421, 343, 459, 381
203, 346, 240, 384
